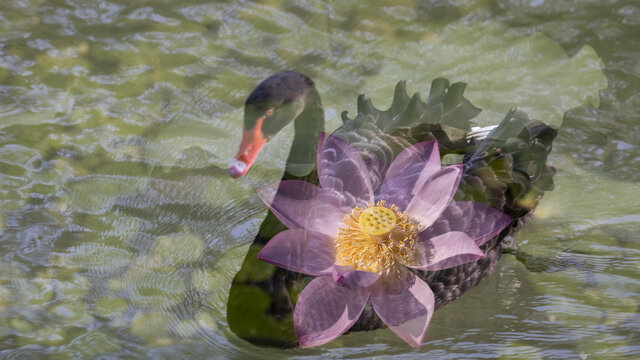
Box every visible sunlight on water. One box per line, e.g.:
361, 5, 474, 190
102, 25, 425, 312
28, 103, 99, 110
0, 0, 638, 358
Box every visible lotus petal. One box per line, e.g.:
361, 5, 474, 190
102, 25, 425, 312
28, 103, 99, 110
258, 229, 335, 276
294, 276, 369, 348
380, 141, 441, 210
257, 180, 349, 237
370, 268, 434, 349
422, 201, 512, 246
410, 231, 484, 271
332, 265, 380, 289
406, 165, 462, 231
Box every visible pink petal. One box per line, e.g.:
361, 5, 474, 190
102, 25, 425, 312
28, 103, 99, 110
257, 229, 335, 276
379, 141, 441, 211
409, 231, 484, 271
294, 276, 369, 348
317, 133, 373, 206
405, 164, 462, 231
421, 201, 513, 246
332, 265, 380, 289
257, 180, 350, 237
370, 268, 435, 349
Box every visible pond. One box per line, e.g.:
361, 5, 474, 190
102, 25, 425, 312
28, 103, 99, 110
0, 0, 638, 358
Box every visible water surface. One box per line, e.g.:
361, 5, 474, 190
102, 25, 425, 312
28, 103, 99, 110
0, 0, 638, 359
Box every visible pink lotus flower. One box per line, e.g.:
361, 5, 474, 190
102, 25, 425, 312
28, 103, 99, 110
257, 134, 512, 349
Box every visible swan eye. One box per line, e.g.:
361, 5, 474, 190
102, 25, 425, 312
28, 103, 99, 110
265, 108, 274, 116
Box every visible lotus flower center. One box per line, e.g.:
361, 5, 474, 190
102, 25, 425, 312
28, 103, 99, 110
335, 201, 418, 274
358, 206, 396, 236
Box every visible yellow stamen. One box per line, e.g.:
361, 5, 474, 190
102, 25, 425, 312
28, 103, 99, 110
334, 200, 419, 274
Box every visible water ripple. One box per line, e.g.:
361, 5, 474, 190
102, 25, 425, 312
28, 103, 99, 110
0, 0, 638, 358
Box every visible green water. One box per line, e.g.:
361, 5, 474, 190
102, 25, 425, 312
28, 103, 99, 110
0, 0, 638, 358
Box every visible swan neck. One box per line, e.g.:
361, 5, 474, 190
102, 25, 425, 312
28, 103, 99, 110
285, 86, 324, 178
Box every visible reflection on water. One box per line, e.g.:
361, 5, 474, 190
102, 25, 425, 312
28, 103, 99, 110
0, 0, 638, 358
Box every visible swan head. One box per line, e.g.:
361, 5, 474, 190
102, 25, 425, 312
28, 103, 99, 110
229, 71, 312, 178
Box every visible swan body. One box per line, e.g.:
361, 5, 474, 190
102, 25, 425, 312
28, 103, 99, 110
227, 71, 556, 347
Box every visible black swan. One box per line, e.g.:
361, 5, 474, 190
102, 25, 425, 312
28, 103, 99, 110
226, 70, 556, 348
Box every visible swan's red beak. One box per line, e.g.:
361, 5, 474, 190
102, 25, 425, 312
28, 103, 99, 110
229, 117, 267, 178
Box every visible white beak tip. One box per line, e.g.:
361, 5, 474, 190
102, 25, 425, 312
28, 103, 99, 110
228, 160, 247, 178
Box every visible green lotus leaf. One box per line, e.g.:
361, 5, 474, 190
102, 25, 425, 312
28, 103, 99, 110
63, 242, 133, 274
117, 267, 186, 309
47, 301, 93, 327
51, 330, 121, 359
130, 311, 174, 343
0, 318, 8, 339
151, 232, 205, 266
56, 274, 90, 301
0, 285, 11, 309
15, 278, 56, 306
16, 325, 68, 347
64, 175, 143, 214
94, 297, 129, 320
497, 342, 544, 360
